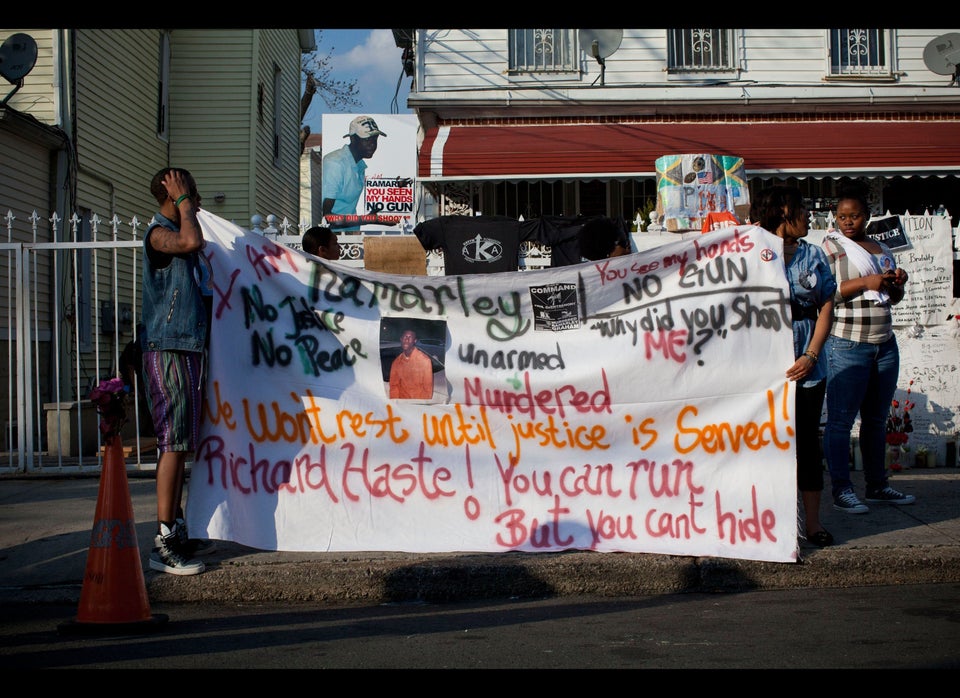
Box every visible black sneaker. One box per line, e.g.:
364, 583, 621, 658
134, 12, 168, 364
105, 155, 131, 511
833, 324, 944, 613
175, 517, 217, 557
149, 522, 205, 575
833, 488, 869, 514
865, 486, 916, 505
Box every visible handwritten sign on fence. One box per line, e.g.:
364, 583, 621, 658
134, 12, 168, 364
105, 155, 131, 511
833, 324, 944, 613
187, 211, 799, 563
891, 215, 954, 328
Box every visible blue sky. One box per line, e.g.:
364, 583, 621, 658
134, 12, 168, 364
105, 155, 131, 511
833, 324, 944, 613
303, 29, 413, 135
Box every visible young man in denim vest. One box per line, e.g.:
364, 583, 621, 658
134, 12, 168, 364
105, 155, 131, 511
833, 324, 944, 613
141, 168, 216, 575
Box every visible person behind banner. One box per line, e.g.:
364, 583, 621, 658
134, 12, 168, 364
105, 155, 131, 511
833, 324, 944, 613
821, 187, 915, 514
578, 216, 630, 261
322, 115, 386, 233
389, 329, 434, 400
141, 167, 217, 576
302, 225, 340, 261
751, 185, 836, 548
119, 322, 154, 437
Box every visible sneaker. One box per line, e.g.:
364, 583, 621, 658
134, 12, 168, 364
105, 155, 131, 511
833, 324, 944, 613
833, 489, 869, 514
149, 522, 205, 576
175, 517, 217, 557
866, 486, 916, 505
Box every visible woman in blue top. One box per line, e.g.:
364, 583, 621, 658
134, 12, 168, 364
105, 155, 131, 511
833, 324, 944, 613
751, 186, 837, 547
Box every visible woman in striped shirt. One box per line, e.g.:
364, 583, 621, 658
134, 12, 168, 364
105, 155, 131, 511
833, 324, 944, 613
821, 188, 915, 515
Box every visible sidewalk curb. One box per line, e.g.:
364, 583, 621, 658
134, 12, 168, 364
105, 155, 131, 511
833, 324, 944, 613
3, 546, 959, 607
142, 545, 960, 605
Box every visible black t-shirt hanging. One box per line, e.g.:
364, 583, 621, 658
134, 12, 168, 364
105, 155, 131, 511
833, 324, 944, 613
414, 215, 533, 275
528, 215, 629, 266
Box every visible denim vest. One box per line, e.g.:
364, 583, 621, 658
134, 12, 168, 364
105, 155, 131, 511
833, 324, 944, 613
141, 215, 208, 353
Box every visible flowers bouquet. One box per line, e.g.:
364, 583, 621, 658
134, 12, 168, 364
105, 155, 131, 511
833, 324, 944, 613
88, 377, 131, 441
886, 380, 914, 447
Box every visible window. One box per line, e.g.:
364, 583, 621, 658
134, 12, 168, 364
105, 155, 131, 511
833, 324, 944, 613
490, 180, 567, 219
611, 179, 658, 229
508, 29, 577, 73
828, 29, 890, 77
668, 29, 733, 71
156, 31, 170, 139
273, 63, 282, 166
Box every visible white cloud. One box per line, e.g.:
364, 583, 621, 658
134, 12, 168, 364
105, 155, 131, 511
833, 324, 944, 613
311, 29, 411, 131
339, 30, 403, 78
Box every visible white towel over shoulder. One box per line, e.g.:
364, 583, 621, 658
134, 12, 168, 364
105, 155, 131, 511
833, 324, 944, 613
824, 232, 889, 305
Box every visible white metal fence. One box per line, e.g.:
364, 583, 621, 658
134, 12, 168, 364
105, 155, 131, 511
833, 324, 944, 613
2, 207, 148, 474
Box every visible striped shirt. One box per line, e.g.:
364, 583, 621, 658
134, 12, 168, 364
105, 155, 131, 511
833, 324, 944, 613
821, 236, 895, 344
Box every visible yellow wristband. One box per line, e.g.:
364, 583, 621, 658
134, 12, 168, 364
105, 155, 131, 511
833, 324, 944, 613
174, 194, 190, 207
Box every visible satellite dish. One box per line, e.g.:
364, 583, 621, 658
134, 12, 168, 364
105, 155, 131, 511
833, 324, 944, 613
0, 33, 38, 83
578, 29, 623, 60
0, 32, 37, 106
577, 29, 623, 86
923, 33, 960, 84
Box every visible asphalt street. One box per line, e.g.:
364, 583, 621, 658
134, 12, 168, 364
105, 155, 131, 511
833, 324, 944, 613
1, 585, 958, 670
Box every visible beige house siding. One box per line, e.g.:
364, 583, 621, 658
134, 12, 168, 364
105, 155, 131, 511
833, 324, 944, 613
0, 128, 55, 328
252, 29, 302, 226
0, 116, 58, 434
299, 145, 323, 228
898, 28, 944, 76
167, 29, 257, 226
74, 29, 167, 226
0, 29, 62, 434
0, 128, 54, 228
3, 27, 308, 228
164, 29, 303, 227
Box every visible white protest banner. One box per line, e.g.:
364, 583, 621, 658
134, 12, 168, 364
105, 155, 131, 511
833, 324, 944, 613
187, 211, 799, 563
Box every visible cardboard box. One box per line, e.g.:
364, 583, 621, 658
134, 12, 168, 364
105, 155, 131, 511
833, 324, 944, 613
363, 236, 427, 275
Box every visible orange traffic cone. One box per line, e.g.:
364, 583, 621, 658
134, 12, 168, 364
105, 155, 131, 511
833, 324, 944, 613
59, 435, 167, 634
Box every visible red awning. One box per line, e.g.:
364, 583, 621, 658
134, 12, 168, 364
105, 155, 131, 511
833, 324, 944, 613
418, 121, 960, 181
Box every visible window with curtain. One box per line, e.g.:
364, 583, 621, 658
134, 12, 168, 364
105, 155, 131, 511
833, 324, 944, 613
272, 63, 282, 166
156, 31, 169, 139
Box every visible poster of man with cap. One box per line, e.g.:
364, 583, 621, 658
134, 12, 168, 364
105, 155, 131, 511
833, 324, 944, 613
321, 114, 418, 233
